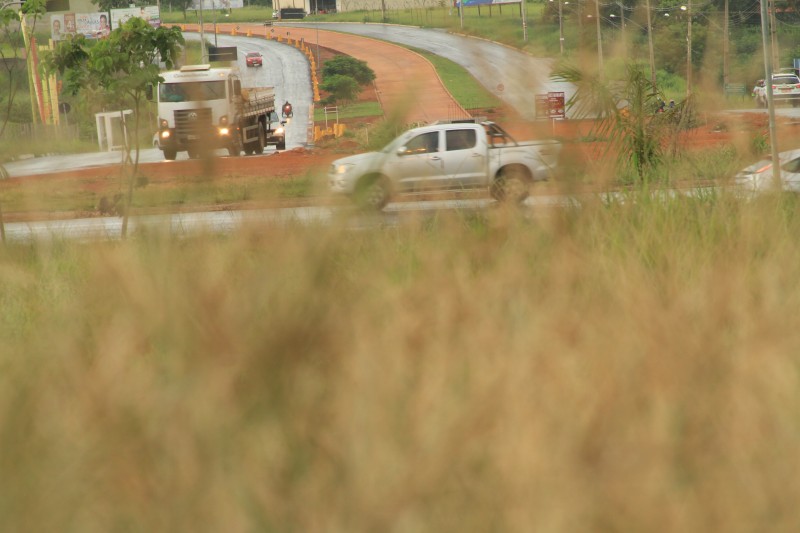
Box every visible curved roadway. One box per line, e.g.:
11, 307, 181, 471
277, 21, 575, 120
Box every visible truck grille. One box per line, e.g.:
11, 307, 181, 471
174, 108, 212, 142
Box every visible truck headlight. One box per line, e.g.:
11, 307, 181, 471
274, 127, 285, 135
218, 127, 230, 136
160, 130, 171, 139
333, 163, 353, 175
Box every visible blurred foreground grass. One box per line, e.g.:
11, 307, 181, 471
2, 192, 800, 531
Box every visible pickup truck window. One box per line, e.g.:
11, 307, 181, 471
401, 132, 438, 156
446, 129, 476, 151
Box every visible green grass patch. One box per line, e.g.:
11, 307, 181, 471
313, 101, 383, 121
408, 47, 500, 110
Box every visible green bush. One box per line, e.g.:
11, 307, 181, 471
319, 74, 360, 105
322, 55, 376, 86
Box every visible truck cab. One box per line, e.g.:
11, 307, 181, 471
154, 64, 284, 160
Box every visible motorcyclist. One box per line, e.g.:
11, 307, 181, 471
282, 100, 293, 118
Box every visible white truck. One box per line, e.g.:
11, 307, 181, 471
154, 64, 286, 160
328, 120, 561, 208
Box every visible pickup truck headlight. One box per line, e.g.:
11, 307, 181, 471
332, 163, 354, 175
274, 126, 285, 135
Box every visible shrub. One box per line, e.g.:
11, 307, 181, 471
322, 55, 376, 86
320, 74, 360, 105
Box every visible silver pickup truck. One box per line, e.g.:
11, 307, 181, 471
328, 121, 561, 208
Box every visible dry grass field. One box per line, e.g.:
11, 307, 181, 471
2, 192, 800, 531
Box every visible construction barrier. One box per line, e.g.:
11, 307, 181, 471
314, 124, 347, 141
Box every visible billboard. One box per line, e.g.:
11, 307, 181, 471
110, 6, 161, 29
460, 0, 519, 5
191, 0, 245, 10
51, 12, 110, 41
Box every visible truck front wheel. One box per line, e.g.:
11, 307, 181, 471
228, 144, 241, 157
353, 175, 391, 210
491, 166, 530, 203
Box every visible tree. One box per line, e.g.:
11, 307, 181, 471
320, 74, 360, 105
554, 63, 686, 182
0, 0, 46, 244
44, 17, 184, 237
322, 55, 375, 86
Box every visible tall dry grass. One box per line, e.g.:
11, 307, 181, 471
2, 194, 800, 532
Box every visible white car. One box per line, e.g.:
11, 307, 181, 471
754, 74, 800, 108
734, 149, 800, 193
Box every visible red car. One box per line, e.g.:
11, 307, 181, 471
245, 51, 263, 67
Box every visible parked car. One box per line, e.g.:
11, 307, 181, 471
754, 73, 800, 108
328, 120, 561, 209
245, 51, 263, 67
734, 149, 800, 193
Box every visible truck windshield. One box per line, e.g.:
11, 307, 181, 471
159, 80, 226, 102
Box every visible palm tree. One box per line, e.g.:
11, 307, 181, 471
554, 63, 687, 182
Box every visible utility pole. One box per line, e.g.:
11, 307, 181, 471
769, 0, 779, 67
761, 0, 781, 187
520, 0, 527, 42
646, 0, 656, 85
723, 0, 729, 88
684, 0, 692, 96
618, 1, 625, 58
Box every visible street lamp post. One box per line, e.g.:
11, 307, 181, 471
212, 0, 217, 48
199, 0, 207, 63
549, 0, 564, 55
594, 0, 603, 80
558, 0, 564, 55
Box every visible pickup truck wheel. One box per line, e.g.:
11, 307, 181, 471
491, 167, 530, 203
354, 176, 390, 210
163, 149, 177, 161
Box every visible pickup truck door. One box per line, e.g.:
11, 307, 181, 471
385, 131, 445, 191
441, 128, 486, 187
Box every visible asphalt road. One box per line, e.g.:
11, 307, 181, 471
3, 32, 313, 178
282, 21, 576, 120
